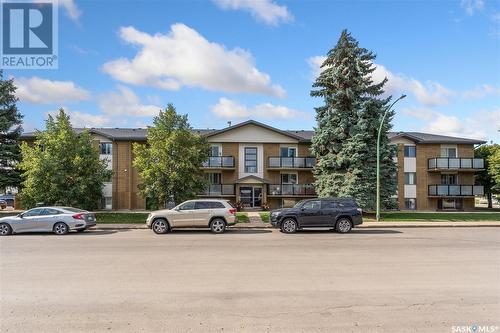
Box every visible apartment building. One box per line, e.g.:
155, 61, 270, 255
21, 120, 485, 211
390, 132, 485, 211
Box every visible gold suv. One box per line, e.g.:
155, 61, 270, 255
146, 199, 237, 234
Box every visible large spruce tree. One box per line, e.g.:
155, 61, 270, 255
311, 30, 397, 210
0, 70, 23, 193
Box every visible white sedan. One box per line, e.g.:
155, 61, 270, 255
0, 207, 97, 236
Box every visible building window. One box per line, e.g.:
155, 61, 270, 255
281, 173, 297, 184
209, 145, 221, 157
280, 147, 297, 157
441, 174, 457, 185
404, 146, 416, 157
405, 198, 416, 210
441, 147, 457, 158
207, 173, 221, 184
100, 143, 112, 155
244, 147, 257, 173
404, 172, 416, 185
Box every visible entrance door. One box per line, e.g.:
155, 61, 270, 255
239, 186, 262, 208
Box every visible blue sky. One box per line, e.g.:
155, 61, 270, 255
5, 0, 500, 142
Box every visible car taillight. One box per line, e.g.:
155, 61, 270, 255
72, 213, 85, 220
229, 208, 236, 215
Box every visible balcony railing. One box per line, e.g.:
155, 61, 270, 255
268, 184, 316, 196
200, 184, 235, 196
202, 156, 235, 168
428, 158, 484, 170
428, 185, 484, 197
268, 157, 316, 169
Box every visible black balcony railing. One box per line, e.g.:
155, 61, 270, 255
428, 158, 484, 170
200, 184, 235, 196
268, 184, 316, 196
202, 156, 235, 168
268, 157, 316, 169
428, 185, 484, 197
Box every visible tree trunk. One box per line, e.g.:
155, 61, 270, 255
487, 192, 493, 209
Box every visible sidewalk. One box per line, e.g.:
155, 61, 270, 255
94, 220, 500, 230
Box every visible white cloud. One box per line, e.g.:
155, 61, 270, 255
102, 24, 285, 98
48, 108, 112, 128
462, 84, 500, 99
98, 85, 162, 117
307, 58, 455, 106
307, 56, 326, 80
15, 77, 90, 104
212, 0, 293, 25
34, 0, 81, 21
402, 107, 499, 141
67, 111, 112, 127
211, 97, 310, 119
461, 0, 484, 15
371, 64, 455, 106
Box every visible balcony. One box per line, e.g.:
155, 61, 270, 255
268, 184, 316, 197
428, 185, 484, 197
268, 157, 316, 169
202, 156, 235, 169
428, 158, 484, 171
200, 184, 235, 196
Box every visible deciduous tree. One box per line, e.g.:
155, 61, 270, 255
475, 143, 500, 208
18, 109, 110, 209
133, 104, 209, 209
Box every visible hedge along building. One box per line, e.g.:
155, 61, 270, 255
20, 120, 486, 211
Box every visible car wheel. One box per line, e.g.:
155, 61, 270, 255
0, 223, 12, 236
335, 218, 352, 233
210, 218, 226, 234
53, 222, 69, 235
281, 218, 298, 234
152, 219, 169, 234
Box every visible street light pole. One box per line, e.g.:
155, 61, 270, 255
376, 94, 406, 222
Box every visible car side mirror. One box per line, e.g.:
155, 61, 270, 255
18, 213, 24, 218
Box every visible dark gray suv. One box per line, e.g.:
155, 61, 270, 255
270, 198, 363, 234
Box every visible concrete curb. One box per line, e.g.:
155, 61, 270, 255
94, 221, 500, 230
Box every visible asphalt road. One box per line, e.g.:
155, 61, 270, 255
1, 227, 499, 333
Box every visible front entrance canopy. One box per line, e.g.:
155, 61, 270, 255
235, 175, 271, 184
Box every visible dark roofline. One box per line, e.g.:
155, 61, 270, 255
388, 131, 486, 145
204, 120, 310, 142
20, 125, 487, 145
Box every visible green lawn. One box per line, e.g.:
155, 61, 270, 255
259, 212, 270, 223
365, 211, 500, 222
236, 212, 249, 223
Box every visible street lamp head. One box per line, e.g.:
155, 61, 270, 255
400, 94, 407, 100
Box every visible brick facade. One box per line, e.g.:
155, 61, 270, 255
19, 121, 485, 211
